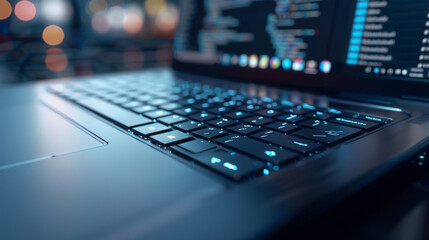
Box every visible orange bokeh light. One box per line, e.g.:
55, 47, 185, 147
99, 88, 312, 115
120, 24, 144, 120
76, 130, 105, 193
0, 0, 12, 20
14, 1, 36, 21
45, 48, 68, 72
123, 13, 143, 34
42, 25, 65, 46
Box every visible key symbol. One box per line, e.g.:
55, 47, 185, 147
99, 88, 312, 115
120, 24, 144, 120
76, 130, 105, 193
325, 130, 343, 136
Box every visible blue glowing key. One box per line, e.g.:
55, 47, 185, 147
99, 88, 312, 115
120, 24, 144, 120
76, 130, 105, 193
328, 108, 342, 114
223, 162, 238, 171
217, 135, 298, 164
293, 141, 308, 147
170, 147, 265, 180
263, 169, 270, 175
264, 151, 277, 157
211, 157, 222, 164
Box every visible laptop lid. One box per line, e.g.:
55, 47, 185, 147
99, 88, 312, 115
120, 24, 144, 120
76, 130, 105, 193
172, 0, 429, 99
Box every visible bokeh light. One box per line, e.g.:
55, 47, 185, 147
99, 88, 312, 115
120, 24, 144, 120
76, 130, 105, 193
155, 5, 179, 34
41, 0, 72, 23
123, 13, 144, 34
145, 0, 166, 16
92, 11, 109, 33
1, 0, 180, 83
0, 34, 13, 54
0, 0, 13, 20
42, 25, 65, 46
14, 1, 37, 22
107, 6, 125, 30
45, 48, 68, 72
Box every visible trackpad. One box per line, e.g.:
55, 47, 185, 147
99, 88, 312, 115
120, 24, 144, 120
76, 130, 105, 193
0, 103, 104, 169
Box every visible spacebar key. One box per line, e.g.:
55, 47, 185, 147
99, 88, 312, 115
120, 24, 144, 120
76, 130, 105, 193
78, 98, 152, 128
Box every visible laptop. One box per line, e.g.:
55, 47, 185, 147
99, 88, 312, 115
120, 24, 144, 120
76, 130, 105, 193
1, 0, 429, 239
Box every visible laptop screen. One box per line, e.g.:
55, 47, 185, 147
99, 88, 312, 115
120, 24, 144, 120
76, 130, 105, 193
173, 0, 429, 85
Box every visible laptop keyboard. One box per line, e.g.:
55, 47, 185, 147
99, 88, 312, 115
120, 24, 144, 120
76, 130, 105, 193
48, 72, 396, 181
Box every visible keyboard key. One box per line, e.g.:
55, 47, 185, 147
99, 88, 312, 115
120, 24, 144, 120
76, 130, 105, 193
224, 111, 252, 120
265, 122, 299, 133
133, 123, 170, 136
193, 127, 228, 140
170, 147, 265, 180
150, 130, 193, 146
207, 118, 237, 128
158, 115, 187, 125
284, 106, 313, 115
148, 99, 168, 106
293, 123, 361, 145
111, 96, 131, 104
216, 135, 298, 165
122, 101, 142, 109
165, 95, 181, 102
207, 106, 232, 115
244, 98, 262, 105
160, 103, 182, 111
174, 107, 197, 116
243, 116, 274, 126
191, 102, 214, 110
132, 105, 157, 113
224, 100, 242, 107
299, 119, 330, 128
279, 100, 296, 107
255, 109, 282, 118
336, 111, 357, 118
252, 131, 321, 154
327, 108, 343, 115
78, 98, 152, 128
262, 102, 282, 110
355, 114, 393, 124
135, 95, 152, 102
188, 112, 217, 122
306, 111, 334, 120
331, 117, 379, 130
228, 124, 261, 135
276, 114, 306, 123
174, 121, 205, 132
101, 93, 122, 101
237, 104, 261, 112
177, 139, 217, 153
181, 98, 197, 105
144, 110, 172, 119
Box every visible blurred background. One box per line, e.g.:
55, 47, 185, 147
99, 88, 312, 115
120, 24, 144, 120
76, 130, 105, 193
0, 0, 179, 85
